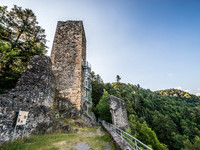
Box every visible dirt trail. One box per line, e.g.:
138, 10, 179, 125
97, 126, 104, 136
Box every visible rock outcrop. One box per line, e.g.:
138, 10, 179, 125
0, 56, 56, 144
108, 95, 129, 130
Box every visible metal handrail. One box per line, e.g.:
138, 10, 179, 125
84, 85, 92, 91
83, 97, 92, 103
101, 120, 153, 150
82, 61, 91, 69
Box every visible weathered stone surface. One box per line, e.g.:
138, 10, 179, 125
108, 95, 129, 130
51, 21, 86, 111
0, 55, 56, 144
81, 114, 96, 127
54, 98, 79, 119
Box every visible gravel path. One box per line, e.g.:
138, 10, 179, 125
105, 142, 112, 150
97, 126, 112, 150
75, 142, 90, 150
97, 126, 104, 136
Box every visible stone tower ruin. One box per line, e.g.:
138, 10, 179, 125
0, 21, 94, 144
51, 21, 91, 111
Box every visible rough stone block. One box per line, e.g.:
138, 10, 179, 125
108, 95, 129, 130
0, 55, 56, 144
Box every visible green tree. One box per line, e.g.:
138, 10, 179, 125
172, 133, 187, 150
96, 89, 112, 123
152, 112, 178, 149
0, 5, 46, 52
129, 114, 168, 150
182, 136, 200, 150
91, 71, 104, 107
90, 71, 104, 118
116, 75, 121, 82
0, 5, 47, 92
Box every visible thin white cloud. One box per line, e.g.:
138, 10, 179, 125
196, 93, 200, 96
184, 89, 191, 93
196, 88, 200, 96
175, 86, 182, 90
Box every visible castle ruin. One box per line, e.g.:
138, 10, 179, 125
0, 21, 93, 144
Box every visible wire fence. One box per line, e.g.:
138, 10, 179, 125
101, 120, 153, 150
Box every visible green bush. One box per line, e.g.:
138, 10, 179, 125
96, 89, 112, 123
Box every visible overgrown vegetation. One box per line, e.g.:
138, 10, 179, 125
0, 5, 47, 93
91, 73, 200, 150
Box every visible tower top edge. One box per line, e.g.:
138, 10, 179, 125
57, 20, 83, 24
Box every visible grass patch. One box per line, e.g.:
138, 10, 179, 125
0, 133, 77, 150
0, 126, 115, 150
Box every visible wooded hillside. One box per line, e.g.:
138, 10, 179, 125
92, 73, 200, 150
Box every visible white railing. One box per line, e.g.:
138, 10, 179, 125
101, 120, 153, 150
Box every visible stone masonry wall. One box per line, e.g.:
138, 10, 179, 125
51, 21, 86, 110
108, 95, 129, 130
0, 56, 56, 144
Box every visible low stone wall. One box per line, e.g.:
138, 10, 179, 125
0, 56, 57, 144
101, 121, 132, 150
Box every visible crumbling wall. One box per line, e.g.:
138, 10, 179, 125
108, 95, 129, 130
51, 21, 86, 111
0, 55, 56, 144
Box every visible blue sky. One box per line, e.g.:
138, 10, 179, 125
1, 0, 200, 95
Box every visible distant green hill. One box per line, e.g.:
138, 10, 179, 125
156, 89, 200, 105
91, 73, 200, 150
